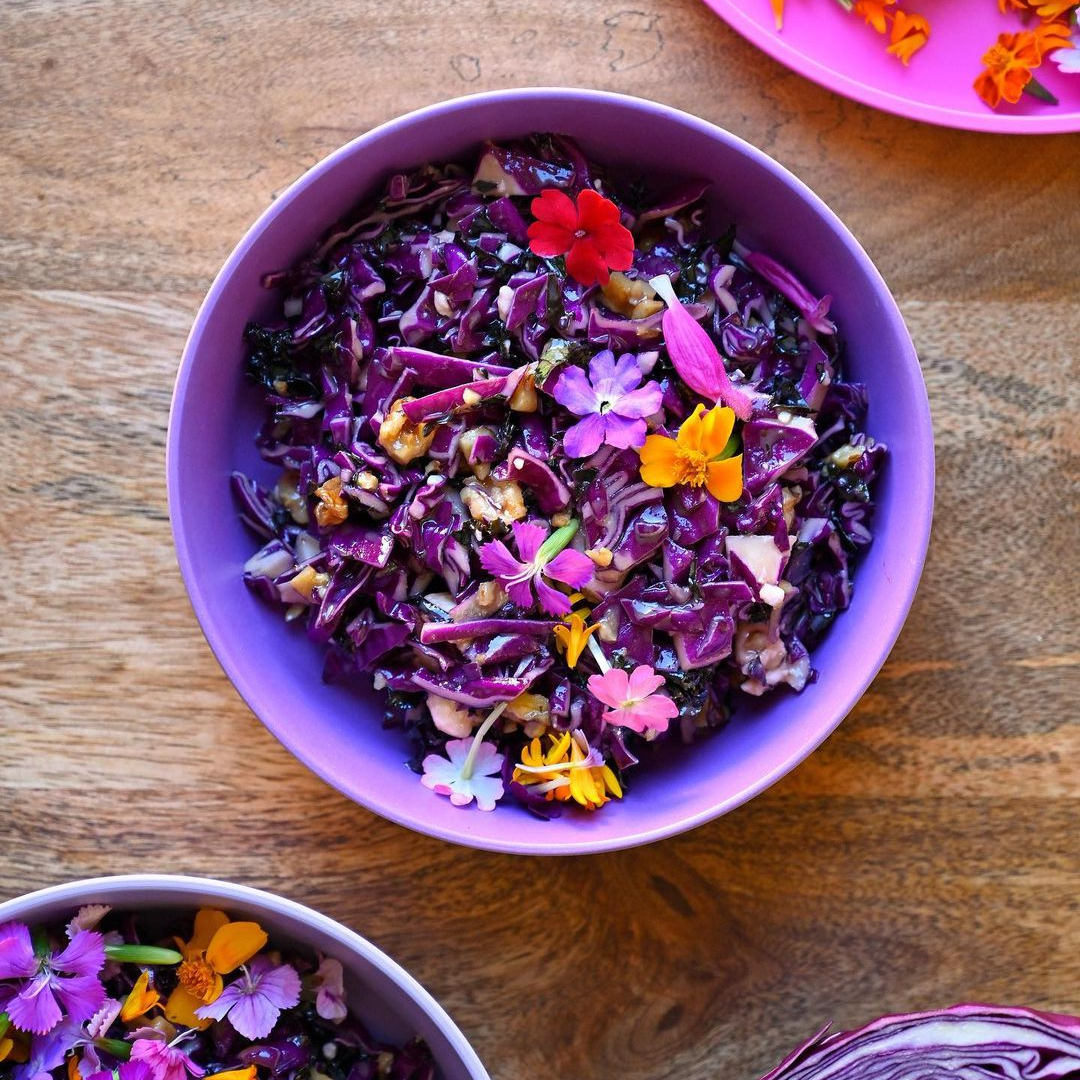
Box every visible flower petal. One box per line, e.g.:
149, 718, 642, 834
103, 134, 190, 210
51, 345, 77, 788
677, 403, 708, 453
509, 520, 548, 563
551, 364, 600, 416
534, 574, 573, 616
250, 962, 301, 1011
544, 549, 594, 590
477, 538, 526, 583
596, 414, 647, 451
706, 456, 744, 503
205, 922, 266, 976
530, 188, 578, 228
164, 985, 213, 1031
562, 414, 607, 458
611, 383, 662, 420
526, 220, 573, 258
7, 975, 63, 1035
626, 665, 667, 701
565, 237, 608, 288
52, 931, 104, 979
574, 187, 620, 230
639, 433, 681, 489
587, 668, 630, 710
698, 405, 735, 456
0, 922, 37, 979
187, 910, 230, 955
52, 974, 105, 1025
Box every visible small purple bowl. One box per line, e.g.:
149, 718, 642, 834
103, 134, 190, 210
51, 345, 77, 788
167, 88, 933, 855
0, 875, 489, 1080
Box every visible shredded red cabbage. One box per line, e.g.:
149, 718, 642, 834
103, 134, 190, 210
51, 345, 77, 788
234, 133, 885, 816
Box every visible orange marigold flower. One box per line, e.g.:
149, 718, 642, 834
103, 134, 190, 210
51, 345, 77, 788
1031, 19, 1073, 55
999, 0, 1077, 19
853, 0, 895, 34
974, 30, 1042, 107
887, 10, 931, 64
639, 404, 744, 503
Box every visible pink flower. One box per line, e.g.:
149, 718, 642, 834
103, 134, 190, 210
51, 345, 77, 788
195, 956, 301, 1039
86, 1063, 154, 1080
0, 922, 105, 1034
312, 956, 347, 1023
587, 665, 679, 736
129, 1038, 205, 1080
551, 350, 662, 458
478, 520, 593, 616
421, 738, 505, 811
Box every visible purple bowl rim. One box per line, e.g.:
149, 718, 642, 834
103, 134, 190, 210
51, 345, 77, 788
0, 873, 490, 1080
166, 86, 935, 856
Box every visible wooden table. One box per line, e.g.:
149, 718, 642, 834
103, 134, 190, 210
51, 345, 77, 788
2, 2, 1077, 1077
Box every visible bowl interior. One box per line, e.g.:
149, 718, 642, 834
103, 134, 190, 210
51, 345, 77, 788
169, 89, 933, 854
0, 876, 485, 1080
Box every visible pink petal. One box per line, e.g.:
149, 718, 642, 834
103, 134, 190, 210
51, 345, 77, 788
477, 539, 526, 583
510, 520, 548, 563
52, 929, 104, 978
52, 972, 105, 1024
194, 982, 239, 1024
596, 414, 647, 451
587, 668, 630, 710
534, 574, 572, 616
7, 974, 63, 1035
626, 665, 666, 701
544, 549, 594, 590
224, 990, 280, 1040
610, 695, 678, 735
0, 921, 37, 978
505, 578, 535, 610
253, 963, 301, 1011
743, 250, 836, 335
562, 413, 606, 458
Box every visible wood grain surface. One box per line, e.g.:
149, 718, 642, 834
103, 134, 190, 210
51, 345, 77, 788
1, 2, 1078, 1078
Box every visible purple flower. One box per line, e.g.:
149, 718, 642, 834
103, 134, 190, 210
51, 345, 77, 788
195, 956, 301, 1040
551, 350, 662, 458
0, 922, 105, 1035
312, 956, 347, 1023
130, 1038, 205, 1080
11, 1017, 82, 1080
86, 1063, 154, 1080
478, 520, 593, 616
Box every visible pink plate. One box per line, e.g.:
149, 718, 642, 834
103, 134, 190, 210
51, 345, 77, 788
702, 0, 1080, 133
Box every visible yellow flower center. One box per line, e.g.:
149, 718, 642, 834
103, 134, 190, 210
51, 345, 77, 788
674, 445, 709, 487
178, 956, 217, 1001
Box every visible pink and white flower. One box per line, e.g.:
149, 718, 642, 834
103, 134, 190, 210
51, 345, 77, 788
587, 665, 679, 736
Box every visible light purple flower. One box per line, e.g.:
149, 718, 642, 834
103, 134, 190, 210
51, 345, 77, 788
1052, 43, 1080, 74
12, 1017, 82, 1080
478, 520, 593, 616
130, 1038, 205, 1080
551, 350, 662, 458
313, 956, 347, 1023
421, 738, 505, 811
195, 956, 301, 1040
0, 922, 105, 1035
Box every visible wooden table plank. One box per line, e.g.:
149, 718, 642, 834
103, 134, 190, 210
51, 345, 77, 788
1, 2, 1078, 1078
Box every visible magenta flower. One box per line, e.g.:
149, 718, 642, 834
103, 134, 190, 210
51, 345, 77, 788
478, 520, 593, 616
312, 956, 347, 1023
86, 1063, 154, 1080
587, 665, 679, 736
130, 1038, 205, 1080
0, 922, 105, 1035
195, 956, 301, 1039
551, 350, 662, 458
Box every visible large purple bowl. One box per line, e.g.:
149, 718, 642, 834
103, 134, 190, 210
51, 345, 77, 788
167, 88, 933, 855
0, 875, 488, 1080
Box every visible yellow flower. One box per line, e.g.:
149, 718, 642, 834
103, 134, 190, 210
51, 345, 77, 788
886, 9, 930, 65
67, 1054, 83, 1080
120, 969, 160, 1022
164, 909, 268, 1029
207, 1070, 258, 1080
553, 611, 600, 669
639, 404, 743, 502
513, 731, 622, 810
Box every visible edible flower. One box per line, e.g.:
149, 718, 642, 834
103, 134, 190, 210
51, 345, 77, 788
129, 1035, 205, 1080
1000, 0, 1076, 18
639, 403, 744, 503
478, 520, 594, 616
421, 701, 509, 811
164, 911, 267, 1030
512, 731, 622, 810
974, 28, 1051, 106
649, 274, 754, 420
551, 349, 662, 458
86, 1064, 153, 1080
120, 971, 160, 1023
853, 0, 895, 33
886, 9, 930, 64
0, 921, 105, 1035
527, 188, 634, 287
1051, 36, 1080, 73
0, 1012, 29, 1065
553, 610, 600, 669
195, 956, 301, 1040
587, 665, 680, 736
310, 956, 347, 1023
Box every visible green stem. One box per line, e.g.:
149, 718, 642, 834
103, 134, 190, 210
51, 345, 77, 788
104, 943, 183, 965
93, 1038, 133, 1060
460, 701, 509, 780
0, 1012, 9, 1040
535, 519, 580, 565
1023, 75, 1059, 105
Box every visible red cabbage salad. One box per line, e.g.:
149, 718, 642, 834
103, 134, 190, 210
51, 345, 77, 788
0, 905, 434, 1079
233, 134, 885, 817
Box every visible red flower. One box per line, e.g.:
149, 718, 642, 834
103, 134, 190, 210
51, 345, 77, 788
527, 188, 635, 287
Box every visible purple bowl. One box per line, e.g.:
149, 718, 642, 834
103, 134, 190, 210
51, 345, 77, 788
0, 874, 489, 1080
167, 88, 933, 855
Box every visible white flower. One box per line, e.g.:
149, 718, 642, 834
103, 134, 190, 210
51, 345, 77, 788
421, 738, 504, 811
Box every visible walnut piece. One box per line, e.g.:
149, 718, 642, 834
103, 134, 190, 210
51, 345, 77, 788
377, 397, 437, 465
460, 477, 526, 526
313, 475, 349, 527
600, 272, 665, 320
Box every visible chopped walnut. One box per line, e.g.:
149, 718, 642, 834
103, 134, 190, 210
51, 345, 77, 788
509, 372, 538, 412
600, 272, 665, 320
781, 485, 802, 530
273, 470, 309, 525
313, 476, 349, 527
451, 580, 508, 621
460, 477, 526, 526
427, 694, 475, 738
504, 692, 551, 738
457, 426, 495, 480
827, 443, 866, 470
551, 512, 571, 528
286, 565, 329, 602
355, 471, 379, 491
586, 546, 613, 568
377, 397, 437, 465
